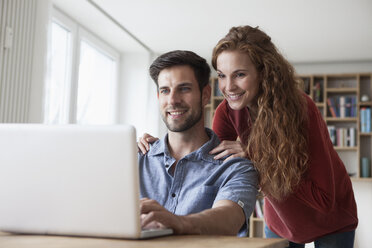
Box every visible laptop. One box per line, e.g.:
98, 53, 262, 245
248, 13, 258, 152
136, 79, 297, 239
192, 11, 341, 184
0, 124, 173, 239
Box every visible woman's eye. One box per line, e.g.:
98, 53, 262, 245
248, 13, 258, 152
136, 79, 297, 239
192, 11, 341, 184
217, 74, 225, 79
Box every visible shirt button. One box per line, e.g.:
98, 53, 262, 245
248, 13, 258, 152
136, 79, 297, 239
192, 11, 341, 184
165, 164, 169, 168
171, 193, 176, 197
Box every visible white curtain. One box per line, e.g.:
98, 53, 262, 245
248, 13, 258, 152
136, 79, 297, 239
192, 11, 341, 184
118, 52, 165, 139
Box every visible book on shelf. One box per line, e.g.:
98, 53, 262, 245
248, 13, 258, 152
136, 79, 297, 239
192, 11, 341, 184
360, 107, 371, 133
368, 108, 371, 133
361, 157, 371, 178
327, 96, 357, 118
302, 78, 310, 95
213, 81, 223, 97
327, 98, 338, 117
340, 96, 345, 118
327, 126, 356, 147
313, 82, 322, 102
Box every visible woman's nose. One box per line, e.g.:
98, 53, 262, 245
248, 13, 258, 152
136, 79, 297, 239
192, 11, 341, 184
224, 77, 236, 92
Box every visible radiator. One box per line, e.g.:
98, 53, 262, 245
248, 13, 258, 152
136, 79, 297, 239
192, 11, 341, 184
0, 0, 36, 122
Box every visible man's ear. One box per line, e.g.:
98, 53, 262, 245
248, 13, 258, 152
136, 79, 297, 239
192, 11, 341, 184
202, 84, 211, 106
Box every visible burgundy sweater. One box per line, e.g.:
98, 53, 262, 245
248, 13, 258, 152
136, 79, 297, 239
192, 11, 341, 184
212, 95, 358, 243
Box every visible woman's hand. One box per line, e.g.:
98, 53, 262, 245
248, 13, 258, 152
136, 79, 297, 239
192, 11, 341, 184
209, 140, 247, 162
137, 133, 159, 154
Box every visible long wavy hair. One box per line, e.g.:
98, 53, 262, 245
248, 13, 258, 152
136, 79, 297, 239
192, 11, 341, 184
212, 26, 309, 200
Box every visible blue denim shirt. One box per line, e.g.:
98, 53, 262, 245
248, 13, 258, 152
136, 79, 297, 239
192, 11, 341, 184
138, 128, 258, 236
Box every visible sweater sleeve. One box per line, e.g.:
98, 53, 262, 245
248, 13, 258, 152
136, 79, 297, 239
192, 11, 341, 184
292, 97, 339, 214
212, 100, 238, 141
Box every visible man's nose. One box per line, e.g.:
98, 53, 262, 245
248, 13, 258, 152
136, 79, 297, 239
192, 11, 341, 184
168, 91, 181, 105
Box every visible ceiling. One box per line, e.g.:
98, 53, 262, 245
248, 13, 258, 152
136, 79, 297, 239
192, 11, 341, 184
53, 0, 372, 64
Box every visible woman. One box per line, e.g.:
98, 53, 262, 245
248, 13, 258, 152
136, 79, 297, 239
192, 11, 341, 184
139, 25, 358, 247
209, 25, 358, 247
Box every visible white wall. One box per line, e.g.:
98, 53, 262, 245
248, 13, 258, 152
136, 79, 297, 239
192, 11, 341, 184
29, 0, 50, 123
293, 61, 372, 248
293, 60, 372, 75
352, 181, 372, 248
118, 52, 166, 139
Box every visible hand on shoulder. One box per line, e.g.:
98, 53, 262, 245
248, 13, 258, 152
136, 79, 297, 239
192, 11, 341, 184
209, 140, 248, 162
137, 133, 159, 154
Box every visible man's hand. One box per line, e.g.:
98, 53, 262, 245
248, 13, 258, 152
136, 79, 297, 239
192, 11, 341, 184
140, 198, 185, 234
137, 133, 159, 154
209, 140, 247, 162
140, 198, 245, 235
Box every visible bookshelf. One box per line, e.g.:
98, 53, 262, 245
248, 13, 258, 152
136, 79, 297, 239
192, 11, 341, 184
301, 73, 372, 181
205, 73, 372, 238
205, 77, 224, 129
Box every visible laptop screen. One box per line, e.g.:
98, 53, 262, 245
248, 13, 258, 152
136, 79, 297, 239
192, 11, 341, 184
0, 124, 145, 238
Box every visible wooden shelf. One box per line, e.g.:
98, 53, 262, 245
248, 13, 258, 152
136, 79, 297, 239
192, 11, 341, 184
250, 217, 264, 222
351, 177, 372, 182
334, 147, 358, 151
214, 96, 224, 101
360, 132, 372, 136
325, 117, 358, 122
327, 88, 358, 93
359, 101, 372, 106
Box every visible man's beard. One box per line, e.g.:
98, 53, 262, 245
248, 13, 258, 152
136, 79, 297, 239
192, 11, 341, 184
162, 101, 203, 132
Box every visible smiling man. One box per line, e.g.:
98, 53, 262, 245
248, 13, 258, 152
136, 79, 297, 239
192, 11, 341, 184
138, 50, 258, 236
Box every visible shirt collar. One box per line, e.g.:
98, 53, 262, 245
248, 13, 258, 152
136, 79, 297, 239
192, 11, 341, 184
147, 128, 222, 164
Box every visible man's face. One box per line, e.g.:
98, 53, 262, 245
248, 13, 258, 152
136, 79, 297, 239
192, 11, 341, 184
157, 65, 207, 132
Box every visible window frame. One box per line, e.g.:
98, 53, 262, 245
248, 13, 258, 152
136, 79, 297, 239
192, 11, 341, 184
45, 7, 120, 124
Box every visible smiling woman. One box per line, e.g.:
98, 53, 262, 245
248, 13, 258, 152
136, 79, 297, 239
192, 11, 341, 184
215, 50, 260, 111
210, 25, 358, 248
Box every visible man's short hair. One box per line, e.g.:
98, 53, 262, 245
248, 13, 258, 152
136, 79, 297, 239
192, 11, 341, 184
149, 50, 211, 91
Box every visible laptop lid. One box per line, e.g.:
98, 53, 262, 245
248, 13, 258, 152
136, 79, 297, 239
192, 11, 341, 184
0, 124, 147, 238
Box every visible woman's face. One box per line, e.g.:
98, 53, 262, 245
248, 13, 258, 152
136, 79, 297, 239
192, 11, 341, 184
216, 50, 260, 110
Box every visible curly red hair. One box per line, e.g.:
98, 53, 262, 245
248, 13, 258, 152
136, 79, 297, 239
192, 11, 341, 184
212, 26, 309, 200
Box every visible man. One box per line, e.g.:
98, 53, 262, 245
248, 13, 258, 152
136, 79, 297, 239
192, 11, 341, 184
138, 50, 258, 236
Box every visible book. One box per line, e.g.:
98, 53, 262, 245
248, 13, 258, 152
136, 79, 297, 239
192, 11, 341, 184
339, 96, 345, 118
255, 199, 263, 218
327, 98, 337, 117
366, 107, 371, 133
349, 127, 356, 147
361, 108, 366, 133
213, 80, 223, 96
302, 78, 310, 95
327, 125, 336, 145
314, 82, 322, 102
361, 157, 371, 178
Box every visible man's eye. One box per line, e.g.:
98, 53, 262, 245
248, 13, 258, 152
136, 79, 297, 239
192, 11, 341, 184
160, 89, 169, 94
180, 87, 191, 92
236, 73, 245, 78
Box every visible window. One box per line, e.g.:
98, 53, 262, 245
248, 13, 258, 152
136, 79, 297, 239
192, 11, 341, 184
44, 20, 73, 124
44, 8, 119, 125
